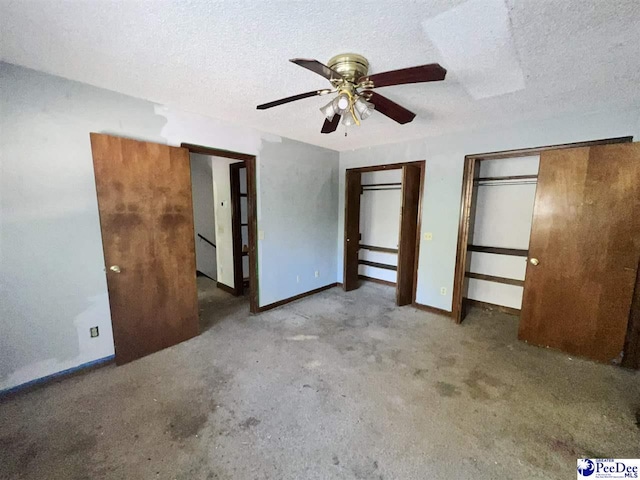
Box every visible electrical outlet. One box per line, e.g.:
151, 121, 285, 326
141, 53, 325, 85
90, 326, 99, 338
440, 287, 447, 296
296, 275, 300, 283
258, 230, 265, 240
424, 232, 433, 241
315, 270, 319, 278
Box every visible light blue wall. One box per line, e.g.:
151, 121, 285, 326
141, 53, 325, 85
258, 139, 339, 306
2, 60, 638, 391
0, 63, 338, 391
338, 108, 640, 311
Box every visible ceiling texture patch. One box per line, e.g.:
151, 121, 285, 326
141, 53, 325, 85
422, 0, 525, 100
2, 0, 639, 151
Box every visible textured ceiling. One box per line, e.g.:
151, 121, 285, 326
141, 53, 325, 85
1, 0, 639, 152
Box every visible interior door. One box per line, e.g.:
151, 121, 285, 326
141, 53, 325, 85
518, 142, 640, 363
90, 133, 199, 365
396, 165, 422, 306
343, 170, 362, 291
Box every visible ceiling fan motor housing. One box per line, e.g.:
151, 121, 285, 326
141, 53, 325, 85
328, 53, 369, 84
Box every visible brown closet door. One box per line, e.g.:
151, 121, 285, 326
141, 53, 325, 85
519, 143, 640, 363
90, 133, 199, 365
396, 165, 421, 306
343, 170, 361, 291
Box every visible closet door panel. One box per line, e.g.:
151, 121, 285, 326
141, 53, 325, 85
343, 170, 362, 291
519, 143, 640, 363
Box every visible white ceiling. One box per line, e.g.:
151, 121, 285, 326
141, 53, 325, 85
1, 0, 639, 152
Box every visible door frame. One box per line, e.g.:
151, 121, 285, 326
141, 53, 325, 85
343, 160, 425, 305
452, 135, 632, 325
229, 161, 245, 297
182, 143, 259, 314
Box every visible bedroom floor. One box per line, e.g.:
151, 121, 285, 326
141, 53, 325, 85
1, 281, 638, 480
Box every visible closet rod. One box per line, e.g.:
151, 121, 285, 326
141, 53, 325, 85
477, 181, 537, 186
362, 187, 402, 191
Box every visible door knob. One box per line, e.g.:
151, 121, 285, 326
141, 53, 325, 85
110, 265, 121, 273
529, 258, 539, 266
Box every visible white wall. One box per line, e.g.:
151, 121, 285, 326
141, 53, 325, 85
359, 170, 401, 284
0, 62, 338, 392
210, 156, 236, 288
338, 108, 640, 311
466, 156, 539, 309
190, 154, 216, 280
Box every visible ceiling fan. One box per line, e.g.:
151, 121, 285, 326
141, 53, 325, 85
256, 53, 447, 134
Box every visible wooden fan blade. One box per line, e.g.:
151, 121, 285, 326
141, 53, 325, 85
360, 63, 446, 88
257, 90, 328, 110
290, 58, 343, 81
321, 114, 341, 134
364, 91, 416, 124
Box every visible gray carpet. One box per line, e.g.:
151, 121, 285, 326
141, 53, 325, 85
1, 280, 638, 479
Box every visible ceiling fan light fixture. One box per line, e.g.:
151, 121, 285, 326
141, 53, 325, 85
336, 94, 350, 112
342, 112, 357, 127
354, 97, 375, 120
320, 100, 336, 120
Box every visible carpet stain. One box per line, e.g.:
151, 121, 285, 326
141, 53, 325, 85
435, 381, 461, 397
169, 411, 208, 441
436, 355, 457, 369
239, 417, 261, 430
463, 369, 508, 400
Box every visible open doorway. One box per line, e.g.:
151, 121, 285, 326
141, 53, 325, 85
90, 134, 259, 365
183, 143, 259, 317
343, 161, 424, 306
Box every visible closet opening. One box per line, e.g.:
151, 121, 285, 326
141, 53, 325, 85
452, 136, 640, 366
343, 161, 424, 307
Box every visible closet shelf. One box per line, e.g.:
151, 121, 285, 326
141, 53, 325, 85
468, 245, 528, 257
475, 174, 537, 182
358, 259, 397, 271
362, 182, 402, 187
465, 272, 524, 287
359, 244, 399, 254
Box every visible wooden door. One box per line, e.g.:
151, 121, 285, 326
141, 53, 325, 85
396, 165, 422, 306
90, 133, 199, 365
343, 170, 362, 291
518, 143, 640, 363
